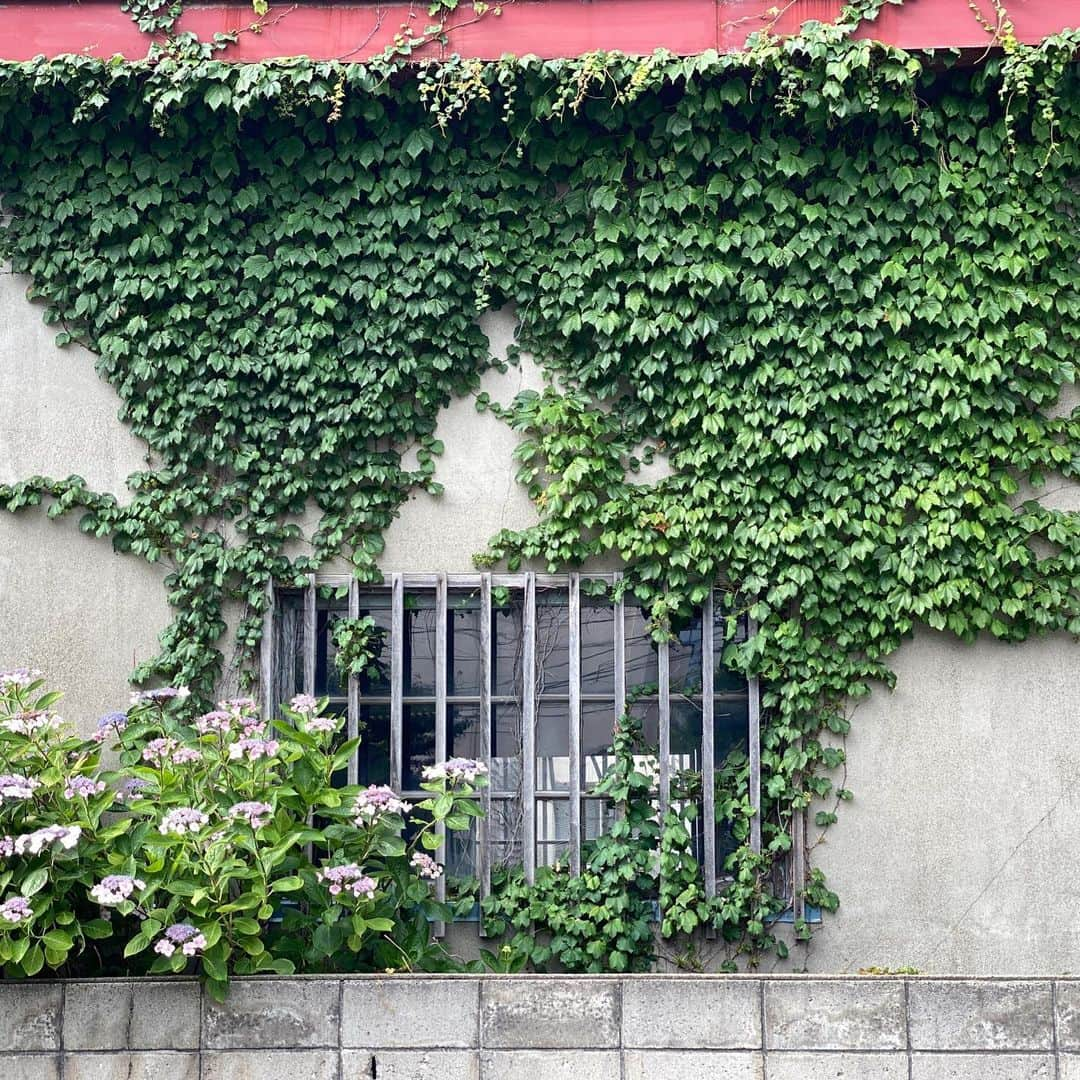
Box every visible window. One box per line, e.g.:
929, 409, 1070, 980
261, 572, 761, 926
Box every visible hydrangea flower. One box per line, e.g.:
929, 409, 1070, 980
91, 712, 129, 743
90, 875, 145, 906
0, 836, 13, 859
130, 686, 191, 704
194, 710, 232, 735
289, 694, 319, 714
14, 825, 82, 855
229, 801, 273, 829
158, 808, 209, 836
219, 697, 257, 713
153, 923, 206, 958
115, 778, 150, 803
0, 668, 41, 690
305, 715, 338, 733
421, 758, 488, 784
170, 747, 201, 765
0, 774, 41, 802
410, 852, 443, 880
64, 776, 106, 799
317, 864, 377, 900
228, 738, 279, 762
142, 737, 178, 765
0, 897, 32, 924
2, 711, 64, 736
353, 785, 410, 821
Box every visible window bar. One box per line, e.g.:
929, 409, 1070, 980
346, 577, 360, 786
793, 804, 806, 923
613, 572, 625, 720
478, 573, 493, 933
390, 573, 404, 791
748, 616, 762, 856
434, 571, 448, 936
702, 590, 717, 917
658, 636, 671, 823
260, 578, 275, 724
522, 572, 537, 885
303, 573, 317, 697
568, 572, 582, 876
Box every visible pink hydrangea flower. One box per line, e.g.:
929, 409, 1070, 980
194, 711, 233, 735
422, 758, 488, 784
0, 897, 32, 924
153, 923, 206, 957
142, 738, 178, 765
305, 716, 337, 733
170, 747, 201, 765
0, 668, 41, 689
229, 801, 273, 829
228, 738, 279, 761
317, 864, 377, 901
90, 875, 145, 906
158, 808, 209, 836
410, 852, 443, 880
289, 694, 319, 714
0, 837, 13, 859
353, 785, 410, 821
2, 711, 64, 736
64, 776, 106, 799
0, 774, 40, 802
14, 825, 81, 855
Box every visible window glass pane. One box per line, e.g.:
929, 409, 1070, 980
492, 705, 522, 793
630, 699, 659, 748
580, 599, 614, 695
625, 599, 658, 692
445, 813, 479, 884
357, 590, 393, 696
273, 590, 304, 704
405, 592, 437, 695
315, 604, 350, 698
536, 589, 569, 695
713, 600, 749, 693
669, 613, 703, 696
448, 591, 482, 696
493, 593, 523, 696
449, 703, 483, 761
715, 698, 749, 766
357, 703, 390, 785
536, 797, 569, 867
582, 700, 617, 787
670, 700, 702, 774
536, 700, 569, 791
583, 798, 616, 842
490, 796, 524, 868
404, 702, 435, 788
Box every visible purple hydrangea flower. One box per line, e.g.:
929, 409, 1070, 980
14, 825, 81, 855
229, 801, 273, 829
0, 669, 41, 690
115, 778, 150, 803
353, 785, 410, 821
194, 710, 232, 735
0, 774, 41, 802
422, 758, 488, 784
317, 864, 377, 900
170, 747, 201, 765
130, 686, 190, 705
91, 712, 128, 743
90, 875, 145, 906
0, 897, 32, 924
142, 737, 178, 765
0, 836, 13, 859
64, 776, 106, 800
228, 738, 279, 762
158, 808, 209, 836
410, 851, 443, 880
153, 923, 207, 957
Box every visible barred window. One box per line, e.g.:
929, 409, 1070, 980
261, 573, 761, 927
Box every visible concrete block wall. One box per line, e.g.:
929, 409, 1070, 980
1, 975, 1078, 1079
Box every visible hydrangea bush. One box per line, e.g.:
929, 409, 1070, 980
0, 672, 487, 999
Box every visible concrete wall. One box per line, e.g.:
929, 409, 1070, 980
4, 275, 1080, 974
2, 975, 1079, 1079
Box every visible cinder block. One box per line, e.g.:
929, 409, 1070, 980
908, 980, 1053, 1051
480, 978, 619, 1049
0, 983, 62, 1051
64, 981, 199, 1050
203, 979, 339, 1049
765, 1051, 909, 1080
0, 1054, 59, 1080
340, 1049, 480, 1080
623, 1049, 764, 1080
342, 979, 478, 1049
201, 1050, 338, 1080
764, 979, 906, 1050
62, 1051, 199, 1080
1055, 982, 1080, 1050
622, 978, 761, 1049
911, 1052, 1055, 1078
478, 1050, 620, 1080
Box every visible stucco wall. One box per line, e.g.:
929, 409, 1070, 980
2, 975, 1079, 1080
3, 277, 1080, 973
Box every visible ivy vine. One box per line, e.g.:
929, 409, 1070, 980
1, 5, 1079, 959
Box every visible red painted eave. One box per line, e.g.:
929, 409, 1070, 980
0, 0, 1075, 63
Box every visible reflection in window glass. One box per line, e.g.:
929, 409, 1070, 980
580, 599, 614, 695
670, 700, 703, 772
624, 600, 658, 691
715, 699, 749, 766
493, 599, 523, 695
536, 700, 569, 791
403, 702, 435, 788
491, 705, 522, 793
490, 797, 524, 867
357, 591, 393, 695
535, 590, 569, 695
536, 798, 569, 867
405, 593, 437, 695
448, 592, 482, 696
357, 704, 390, 785
582, 700, 617, 787
448, 703, 482, 761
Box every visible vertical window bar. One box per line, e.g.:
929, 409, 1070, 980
658, 636, 671, 823
346, 577, 360, 786
522, 572, 537, 885
702, 590, 716, 912
260, 578, 275, 724
390, 573, 404, 791
303, 574, 317, 697
613, 572, 625, 720
434, 572, 448, 935
748, 616, 762, 856
478, 573, 493, 932
793, 804, 806, 923
568, 572, 582, 876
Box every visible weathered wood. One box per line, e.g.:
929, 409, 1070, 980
434, 572, 448, 935
568, 572, 582, 876
479, 573, 493, 932
702, 590, 717, 909
303, 574, 317, 697
522, 572, 537, 885
347, 578, 360, 785
390, 573, 404, 792
260, 578, 275, 724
